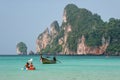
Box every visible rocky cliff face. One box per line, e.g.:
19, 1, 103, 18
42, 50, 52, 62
62, 24, 73, 54
36, 4, 120, 55
36, 28, 51, 52
16, 42, 27, 55
16, 47, 22, 55
63, 10, 67, 23
77, 35, 109, 55
36, 21, 60, 53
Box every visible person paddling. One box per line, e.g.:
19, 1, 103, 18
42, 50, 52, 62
29, 62, 35, 70
25, 62, 30, 70
24, 58, 35, 70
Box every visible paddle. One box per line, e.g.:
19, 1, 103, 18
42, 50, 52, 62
21, 66, 26, 70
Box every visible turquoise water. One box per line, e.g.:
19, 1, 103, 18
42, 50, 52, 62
0, 55, 120, 80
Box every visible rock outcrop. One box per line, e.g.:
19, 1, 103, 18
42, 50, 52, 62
62, 24, 72, 54
36, 21, 60, 53
36, 4, 120, 55
28, 50, 35, 55
77, 35, 109, 55
36, 28, 51, 52
63, 10, 67, 23
16, 42, 27, 55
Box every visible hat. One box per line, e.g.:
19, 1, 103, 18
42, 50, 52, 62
28, 58, 33, 63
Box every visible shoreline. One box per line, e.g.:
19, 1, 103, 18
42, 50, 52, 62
0, 54, 120, 56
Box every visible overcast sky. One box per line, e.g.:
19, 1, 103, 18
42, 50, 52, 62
0, 0, 120, 55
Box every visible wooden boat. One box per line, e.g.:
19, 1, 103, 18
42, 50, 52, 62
40, 54, 56, 64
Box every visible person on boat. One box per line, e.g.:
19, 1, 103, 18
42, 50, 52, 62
53, 56, 56, 62
53, 56, 61, 63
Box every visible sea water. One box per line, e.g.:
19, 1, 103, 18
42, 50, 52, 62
0, 55, 120, 80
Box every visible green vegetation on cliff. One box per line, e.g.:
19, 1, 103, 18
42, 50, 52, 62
64, 4, 120, 55
16, 42, 27, 54
39, 4, 120, 55
65, 4, 104, 48
106, 18, 120, 55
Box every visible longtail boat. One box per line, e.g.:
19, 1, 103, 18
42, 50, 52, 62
40, 54, 56, 64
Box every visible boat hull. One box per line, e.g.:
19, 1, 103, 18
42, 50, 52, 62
42, 60, 56, 64
40, 57, 56, 64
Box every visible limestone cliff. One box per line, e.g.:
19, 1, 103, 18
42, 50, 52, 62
77, 35, 109, 55
36, 21, 60, 53
61, 24, 72, 54
36, 4, 120, 55
50, 21, 60, 43
36, 28, 51, 52
16, 42, 27, 55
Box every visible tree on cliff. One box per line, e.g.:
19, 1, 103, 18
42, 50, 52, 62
106, 18, 120, 55
65, 4, 104, 51
16, 42, 27, 55
37, 4, 120, 55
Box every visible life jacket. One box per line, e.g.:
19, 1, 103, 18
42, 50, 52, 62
28, 64, 35, 70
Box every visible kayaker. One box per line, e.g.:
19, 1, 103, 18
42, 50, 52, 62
29, 62, 35, 70
25, 62, 30, 69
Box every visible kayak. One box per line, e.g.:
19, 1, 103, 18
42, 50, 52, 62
21, 67, 35, 70
28, 67, 35, 70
